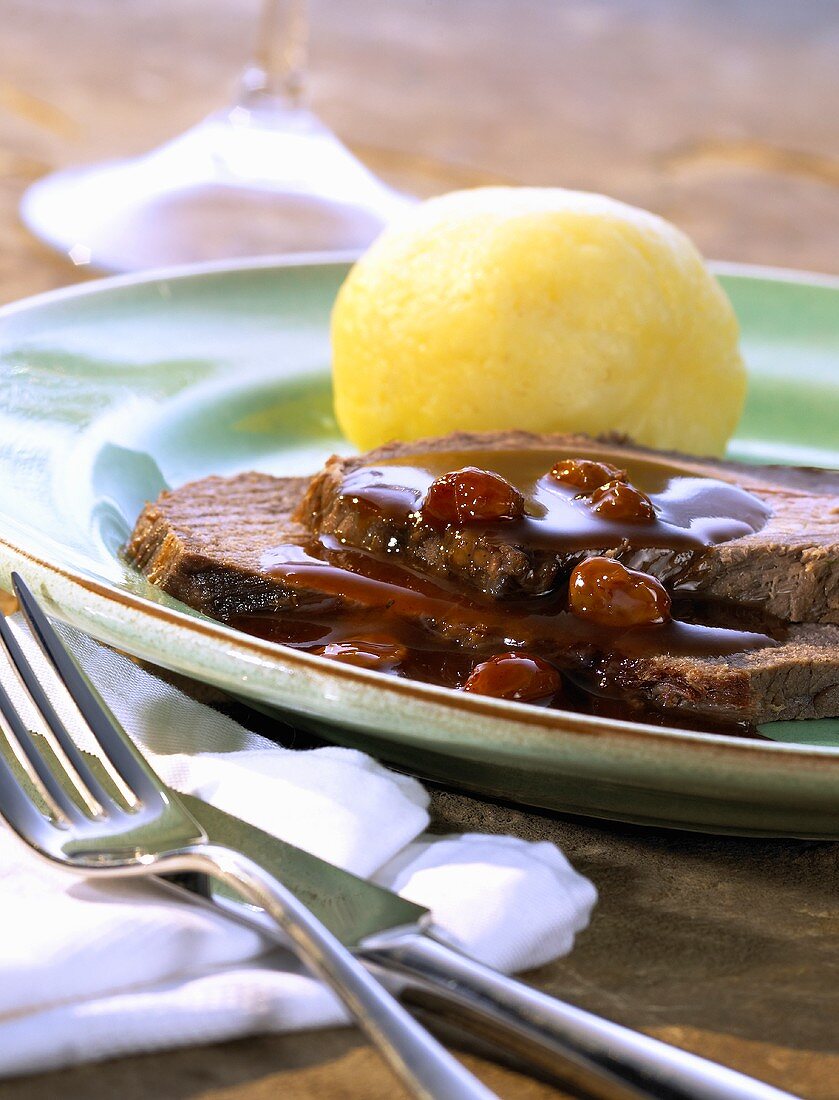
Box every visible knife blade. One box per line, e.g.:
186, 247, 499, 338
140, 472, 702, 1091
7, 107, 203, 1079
165, 791, 797, 1100
175, 790, 429, 947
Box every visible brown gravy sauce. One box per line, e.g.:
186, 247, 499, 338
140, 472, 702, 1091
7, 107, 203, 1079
242, 449, 775, 735
340, 449, 771, 551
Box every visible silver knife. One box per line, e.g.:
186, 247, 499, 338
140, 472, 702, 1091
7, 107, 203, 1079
164, 791, 798, 1100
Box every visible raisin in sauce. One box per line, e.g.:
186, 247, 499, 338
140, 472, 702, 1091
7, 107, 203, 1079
234, 449, 775, 736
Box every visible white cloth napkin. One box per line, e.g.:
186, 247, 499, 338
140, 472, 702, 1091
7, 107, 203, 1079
0, 615, 597, 1078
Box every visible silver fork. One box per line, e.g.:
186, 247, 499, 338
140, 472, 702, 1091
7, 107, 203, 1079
0, 572, 497, 1100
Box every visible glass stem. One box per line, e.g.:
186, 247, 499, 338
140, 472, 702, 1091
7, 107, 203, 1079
238, 0, 309, 109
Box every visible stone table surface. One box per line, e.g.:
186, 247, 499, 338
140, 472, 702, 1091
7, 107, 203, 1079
0, 0, 837, 1097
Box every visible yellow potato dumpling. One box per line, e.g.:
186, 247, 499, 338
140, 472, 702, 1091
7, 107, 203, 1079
331, 187, 747, 457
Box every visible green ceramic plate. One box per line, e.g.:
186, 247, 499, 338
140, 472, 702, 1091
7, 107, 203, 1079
0, 256, 837, 838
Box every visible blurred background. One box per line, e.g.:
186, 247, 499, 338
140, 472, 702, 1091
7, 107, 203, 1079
0, 0, 837, 301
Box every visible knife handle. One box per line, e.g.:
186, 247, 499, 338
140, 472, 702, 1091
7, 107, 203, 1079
357, 928, 799, 1100
178, 845, 497, 1100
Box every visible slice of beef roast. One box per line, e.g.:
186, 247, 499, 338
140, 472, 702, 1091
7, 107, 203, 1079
125, 452, 839, 726
126, 472, 313, 619
582, 623, 839, 725
296, 431, 839, 623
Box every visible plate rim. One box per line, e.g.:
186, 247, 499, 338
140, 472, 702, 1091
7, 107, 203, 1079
2, 253, 839, 325
1, 253, 838, 766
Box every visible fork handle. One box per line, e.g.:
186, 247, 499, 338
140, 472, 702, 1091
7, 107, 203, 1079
170, 844, 497, 1100
357, 928, 799, 1100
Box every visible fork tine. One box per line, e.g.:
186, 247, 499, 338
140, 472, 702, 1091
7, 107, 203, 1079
0, 678, 85, 822
0, 610, 119, 814
0, 736, 62, 842
12, 574, 161, 807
